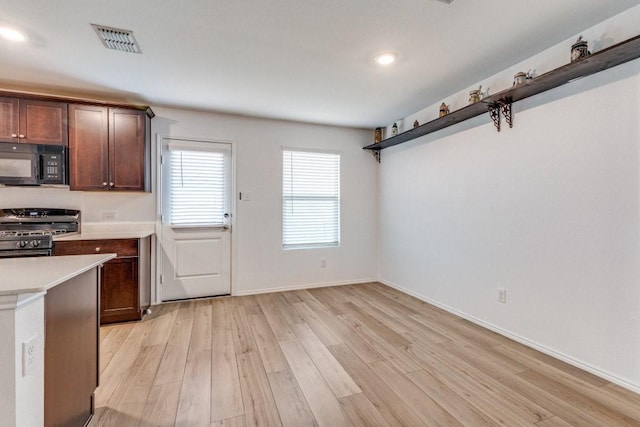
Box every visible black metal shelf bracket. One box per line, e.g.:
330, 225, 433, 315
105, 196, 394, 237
488, 103, 501, 132
371, 149, 381, 163
488, 99, 513, 132
500, 100, 513, 129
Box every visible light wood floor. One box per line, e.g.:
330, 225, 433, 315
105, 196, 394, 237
90, 282, 640, 426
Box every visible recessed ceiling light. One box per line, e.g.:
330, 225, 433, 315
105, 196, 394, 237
375, 52, 397, 66
0, 27, 26, 42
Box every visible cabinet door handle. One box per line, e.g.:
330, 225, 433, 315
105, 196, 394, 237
18, 134, 25, 138
102, 182, 108, 187
11, 133, 17, 138
95, 247, 101, 252
109, 182, 114, 187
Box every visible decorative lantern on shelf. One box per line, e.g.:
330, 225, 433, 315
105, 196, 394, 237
513, 72, 527, 86
374, 127, 382, 143
571, 36, 591, 62
468, 86, 482, 104
439, 102, 450, 117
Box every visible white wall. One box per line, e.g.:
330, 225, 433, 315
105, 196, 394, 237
0, 108, 377, 296
0, 186, 154, 223
152, 108, 378, 295
379, 6, 640, 391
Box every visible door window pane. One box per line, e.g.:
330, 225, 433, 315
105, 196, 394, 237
169, 149, 225, 226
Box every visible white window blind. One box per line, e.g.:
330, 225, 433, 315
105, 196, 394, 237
283, 149, 340, 248
168, 147, 226, 226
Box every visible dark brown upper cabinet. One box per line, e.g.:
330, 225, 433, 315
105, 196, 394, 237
0, 97, 68, 145
69, 104, 151, 192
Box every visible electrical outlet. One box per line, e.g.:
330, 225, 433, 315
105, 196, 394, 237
102, 211, 116, 220
320, 258, 327, 268
497, 288, 507, 304
22, 335, 38, 377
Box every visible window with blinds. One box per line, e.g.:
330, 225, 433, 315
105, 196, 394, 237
168, 146, 226, 226
283, 149, 340, 249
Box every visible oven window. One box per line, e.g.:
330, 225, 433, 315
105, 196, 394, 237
0, 159, 32, 177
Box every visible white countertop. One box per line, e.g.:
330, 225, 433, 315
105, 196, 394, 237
54, 230, 154, 241
54, 222, 155, 241
0, 254, 116, 296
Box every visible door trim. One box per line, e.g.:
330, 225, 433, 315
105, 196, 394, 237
155, 134, 236, 304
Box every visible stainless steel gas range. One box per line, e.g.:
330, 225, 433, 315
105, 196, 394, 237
0, 208, 80, 258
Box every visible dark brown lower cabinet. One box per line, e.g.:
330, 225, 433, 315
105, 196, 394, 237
101, 256, 140, 323
54, 237, 151, 324
45, 268, 99, 427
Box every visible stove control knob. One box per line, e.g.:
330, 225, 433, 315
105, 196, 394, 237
16, 241, 27, 248
30, 240, 41, 248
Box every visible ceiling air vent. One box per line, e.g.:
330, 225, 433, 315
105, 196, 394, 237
91, 24, 141, 53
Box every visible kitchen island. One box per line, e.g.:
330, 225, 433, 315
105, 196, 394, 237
0, 254, 116, 427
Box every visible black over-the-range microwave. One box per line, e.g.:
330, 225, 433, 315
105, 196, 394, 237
0, 143, 67, 186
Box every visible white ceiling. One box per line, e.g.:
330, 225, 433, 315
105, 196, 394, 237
1, 0, 638, 128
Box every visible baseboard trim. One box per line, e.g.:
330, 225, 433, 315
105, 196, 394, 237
378, 278, 640, 394
232, 278, 376, 297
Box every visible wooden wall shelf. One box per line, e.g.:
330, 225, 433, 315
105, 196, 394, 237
364, 34, 640, 152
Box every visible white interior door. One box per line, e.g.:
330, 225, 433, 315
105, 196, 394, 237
159, 138, 232, 301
